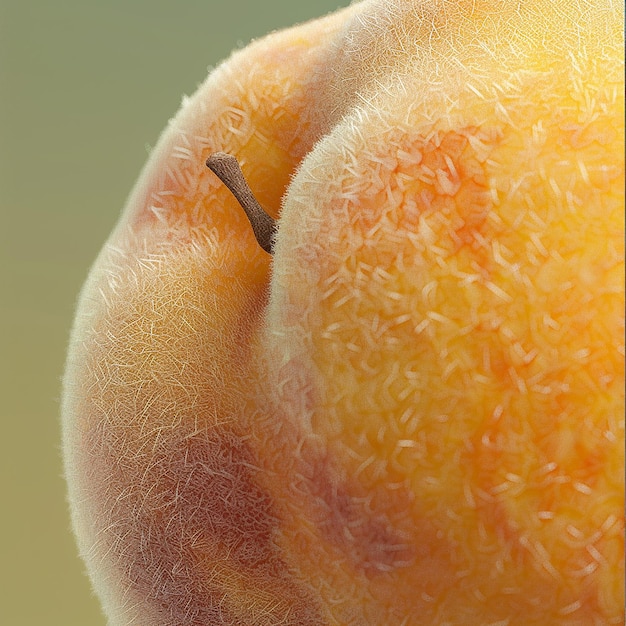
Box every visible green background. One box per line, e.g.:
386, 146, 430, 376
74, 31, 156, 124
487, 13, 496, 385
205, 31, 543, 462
0, 1, 349, 624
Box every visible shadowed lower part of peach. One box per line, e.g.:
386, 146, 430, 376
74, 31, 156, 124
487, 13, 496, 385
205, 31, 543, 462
79, 422, 324, 624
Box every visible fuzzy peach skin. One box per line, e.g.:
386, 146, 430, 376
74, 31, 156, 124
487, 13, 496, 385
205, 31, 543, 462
62, 0, 624, 624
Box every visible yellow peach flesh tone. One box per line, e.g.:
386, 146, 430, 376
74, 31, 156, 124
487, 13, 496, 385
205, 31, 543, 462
62, 1, 624, 625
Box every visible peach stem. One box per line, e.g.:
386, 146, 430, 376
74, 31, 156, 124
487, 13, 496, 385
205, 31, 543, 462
206, 152, 277, 255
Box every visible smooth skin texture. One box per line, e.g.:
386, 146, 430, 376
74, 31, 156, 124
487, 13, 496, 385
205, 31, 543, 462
62, 0, 624, 624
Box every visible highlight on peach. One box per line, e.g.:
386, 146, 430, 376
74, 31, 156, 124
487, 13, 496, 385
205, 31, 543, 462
61, 1, 625, 624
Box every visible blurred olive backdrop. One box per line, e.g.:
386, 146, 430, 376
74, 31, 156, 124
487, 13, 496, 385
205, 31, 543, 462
0, 1, 349, 623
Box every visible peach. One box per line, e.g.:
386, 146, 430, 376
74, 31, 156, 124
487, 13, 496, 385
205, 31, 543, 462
62, 0, 625, 624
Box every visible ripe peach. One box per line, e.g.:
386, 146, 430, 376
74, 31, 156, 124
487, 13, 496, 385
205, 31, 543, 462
62, 0, 624, 624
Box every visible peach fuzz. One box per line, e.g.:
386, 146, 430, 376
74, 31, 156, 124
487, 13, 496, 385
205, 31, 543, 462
62, 1, 624, 625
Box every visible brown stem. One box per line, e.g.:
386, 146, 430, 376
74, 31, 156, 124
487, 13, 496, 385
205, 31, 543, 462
206, 152, 277, 255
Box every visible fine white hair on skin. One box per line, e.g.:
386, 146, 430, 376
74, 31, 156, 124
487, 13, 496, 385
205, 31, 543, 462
62, 0, 624, 623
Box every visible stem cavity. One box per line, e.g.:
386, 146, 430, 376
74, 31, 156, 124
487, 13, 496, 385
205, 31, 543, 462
206, 152, 277, 255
